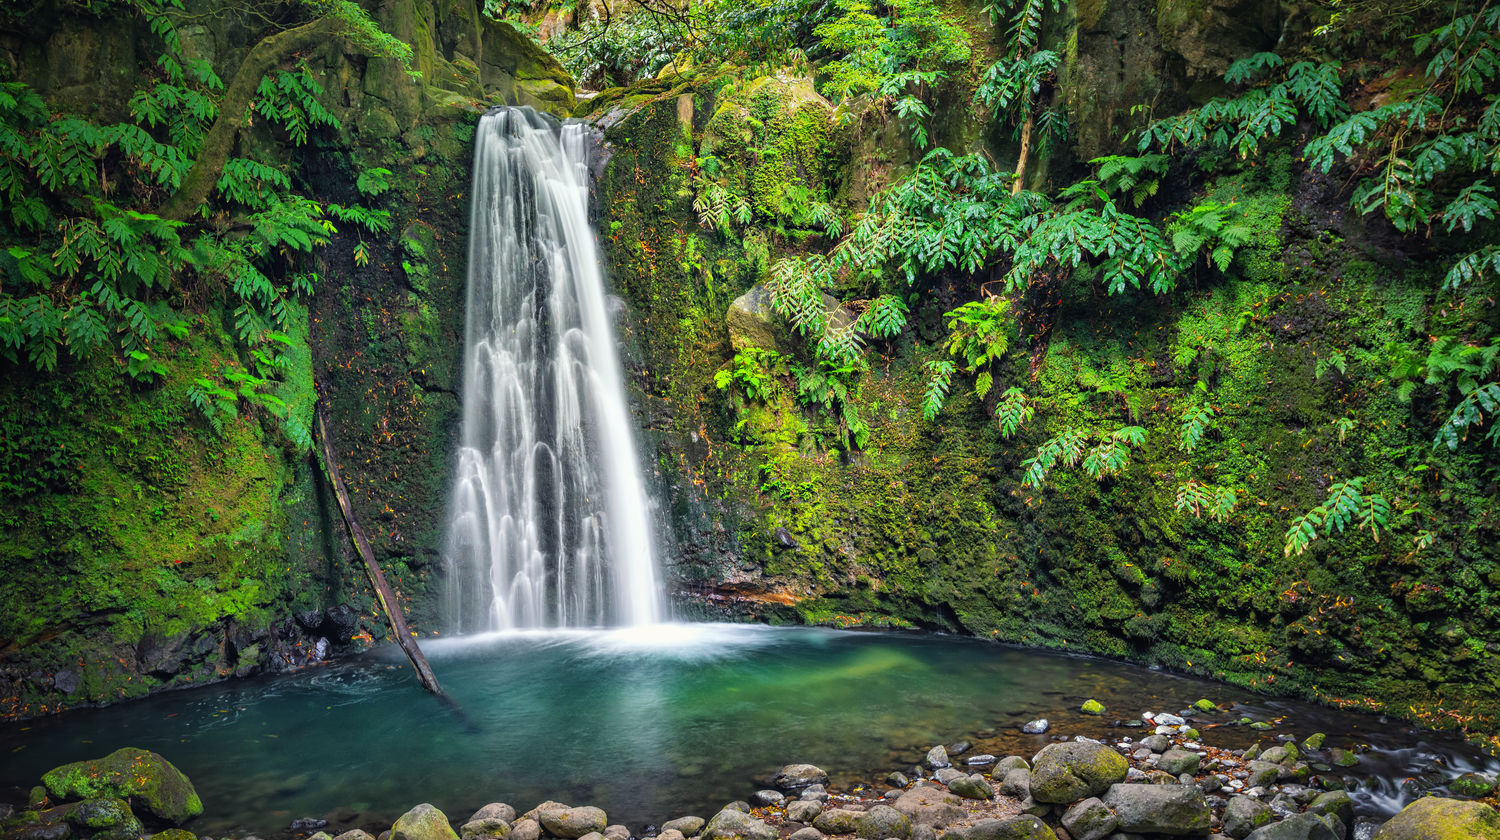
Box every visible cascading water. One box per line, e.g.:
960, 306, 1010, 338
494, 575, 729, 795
443, 107, 662, 632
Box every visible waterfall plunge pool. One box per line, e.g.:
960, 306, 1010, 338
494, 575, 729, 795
2, 625, 1493, 835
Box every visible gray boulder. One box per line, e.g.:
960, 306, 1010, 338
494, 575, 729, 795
1060, 797, 1118, 840
891, 787, 964, 829
470, 806, 518, 825
785, 801, 822, 824
1305, 790, 1352, 828
1243, 813, 1338, 840
1141, 735, 1172, 753
1030, 742, 1130, 804
461, 819, 512, 840
1159, 750, 1201, 776
392, 805, 460, 840
855, 805, 911, 840
701, 810, 776, 840
1101, 783, 1211, 836
935, 769, 964, 786
1244, 762, 1281, 788
998, 769, 1030, 799
774, 765, 830, 792
539, 808, 608, 839
947, 776, 993, 801
509, 820, 541, 840
750, 791, 784, 808
1223, 797, 1273, 839
658, 830, 686, 840
603, 827, 628, 840
953, 816, 1052, 840
1021, 719, 1049, 734
926, 746, 952, 769
788, 830, 823, 840
662, 818, 704, 837
992, 757, 1030, 774
811, 810, 863, 835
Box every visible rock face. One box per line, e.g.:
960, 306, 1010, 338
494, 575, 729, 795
42, 748, 202, 825
1101, 784, 1211, 836
392, 805, 460, 840
1029, 742, 1129, 804
1370, 796, 1500, 839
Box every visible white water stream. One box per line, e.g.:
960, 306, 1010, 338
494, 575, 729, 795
443, 107, 662, 631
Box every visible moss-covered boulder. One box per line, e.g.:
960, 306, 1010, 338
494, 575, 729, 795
1081, 699, 1106, 715
64, 798, 144, 840
42, 749, 201, 825
1371, 796, 1500, 839
392, 804, 460, 840
1029, 742, 1129, 804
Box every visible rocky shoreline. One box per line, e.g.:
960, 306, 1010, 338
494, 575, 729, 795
5, 701, 1500, 840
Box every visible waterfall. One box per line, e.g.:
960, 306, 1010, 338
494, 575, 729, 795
443, 107, 663, 632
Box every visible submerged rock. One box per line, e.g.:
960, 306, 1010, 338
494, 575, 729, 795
1020, 720, 1049, 735
1370, 796, 1500, 839
42, 748, 202, 825
391, 805, 460, 840
1029, 742, 1128, 804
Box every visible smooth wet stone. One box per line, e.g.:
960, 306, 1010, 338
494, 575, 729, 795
575, 831, 604, 840
947, 776, 993, 801
812, 810, 863, 836
1141, 735, 1171, 753
392, 805, 460, 840
701, 810, 775, 840
892, 788, 964, 829
1154, 714, 1186, 726
1030, 741, 1129, 804
540, 808, 607, 839
1159, 750, 1201, 776
998, 769, 1030, 799
1061, 797, 1117, 840
1224, 796, 1275, 838
799, 787, 830, 803
786, 801, 822, 823
1371, 796, 1500, 839
1021, 720, 1049, 735
1242, 813, 1338, 840
523, 804, 571, 823
471, 806, 518, 825
43, 748, 203, 825
460, 818, 512, 840
1300, 734, 1326, 751
934, 769, 964, 786
292, 820, 330, 833
855, 805, 912, 840
1328, 749, 1359, 768
1082, 700, 1106, 716
926, 746, 952, 770
788, 829, 823, 840
1102, 783, 1211, 836
1261, 747, 1291, 765
967, 755, 996, 767
750, 791, 784, 808
888, 773, 911, 789
1305, 790, 1352, 827
992, 757, 1029, 774
953, 816, 1051, 840
775, 765, 831, 792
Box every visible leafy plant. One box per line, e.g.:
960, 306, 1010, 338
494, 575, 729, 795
1175, 480, 1237, 521
714, 346, 789, 403
1284, 476, 1392, 556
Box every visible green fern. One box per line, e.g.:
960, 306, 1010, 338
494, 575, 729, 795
1284, 476, 1391, 556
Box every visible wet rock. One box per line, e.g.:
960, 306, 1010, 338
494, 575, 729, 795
952, 816, 1052, 840
540, 808, 607, 839
787, 830, 823, 840
391, 805, 460, 840
935, 769, 964, 786
946, 776, 993, 801
509, 820, 541, 840
812, 810, 863, 836
774, 766, 830, 792
1261, 747, 1294, 765
43, 748, 203, 825
992, 757, 1029, 774
998, 769, 1030, 799
1081, 700, 1106, 716
461, 819, 512, 840
701, 810, 775, 840
1102, 783, 1211, 836
1370, 795, 1500, 839
574, 832, 602, 840
888, 772, 910, 789
1154, 714, 1187, 726
891, 787, 964, 829
1030, 741, 1129, 804
53, 670, 82, 695
750, 791, 784, 808
947, 742, 971, 756
785, 801, 822, 824
335, 831, 378, 840
1305, 790, 1352, 828
1159, 750, 1201, 776
1193, 700, 1218, 713
470, 805, 517, 824
1451, 773, 1497, 798
1242, 813, 1338, 840
7, 825, 71, 840
926, 746, 952, 770
855, 805, 911, 840
1021, 720, 1049, 735
1060, 797, 1117, 840
662, 817, 704, 837
1244, 762, 1280, 788
798, 787, 830, 803
292, 820, 330, 833
1300, 734, 1325, 752
966, 755, 995, 767
1327, 750, 1359, 768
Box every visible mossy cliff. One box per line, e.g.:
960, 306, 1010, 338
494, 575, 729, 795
0, 0, 573, 717
588, 6, 1500, 736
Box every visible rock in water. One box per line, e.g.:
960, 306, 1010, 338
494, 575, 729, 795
773, 765, 830, 792
42, 748, 203, 825
1101, 783, 1211, 836
749, 791, 784, 808
1452, 773, 1498, 798
701, 810, 776, 840
539, 808, 608, 839
1029, 742, 1129, 804
65, 797, 145, 840
1060, 798, 1117, 840
925, 746, 951, 769
392, 805, 460, 840
1243, 812, 1338, 840
1021, 719, 1049, 734
1371, 796, 1500, 839
1080, 700, 1106, 715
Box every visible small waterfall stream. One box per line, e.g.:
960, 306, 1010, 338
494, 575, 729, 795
443, 107, 662, 631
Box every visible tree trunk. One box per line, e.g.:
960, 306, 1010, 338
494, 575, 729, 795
157, 16, 340, 221
1012, 113, 1034, 195
314, 399, 446, 697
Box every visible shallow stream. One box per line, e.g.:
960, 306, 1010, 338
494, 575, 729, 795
1, 625, 1493, 836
